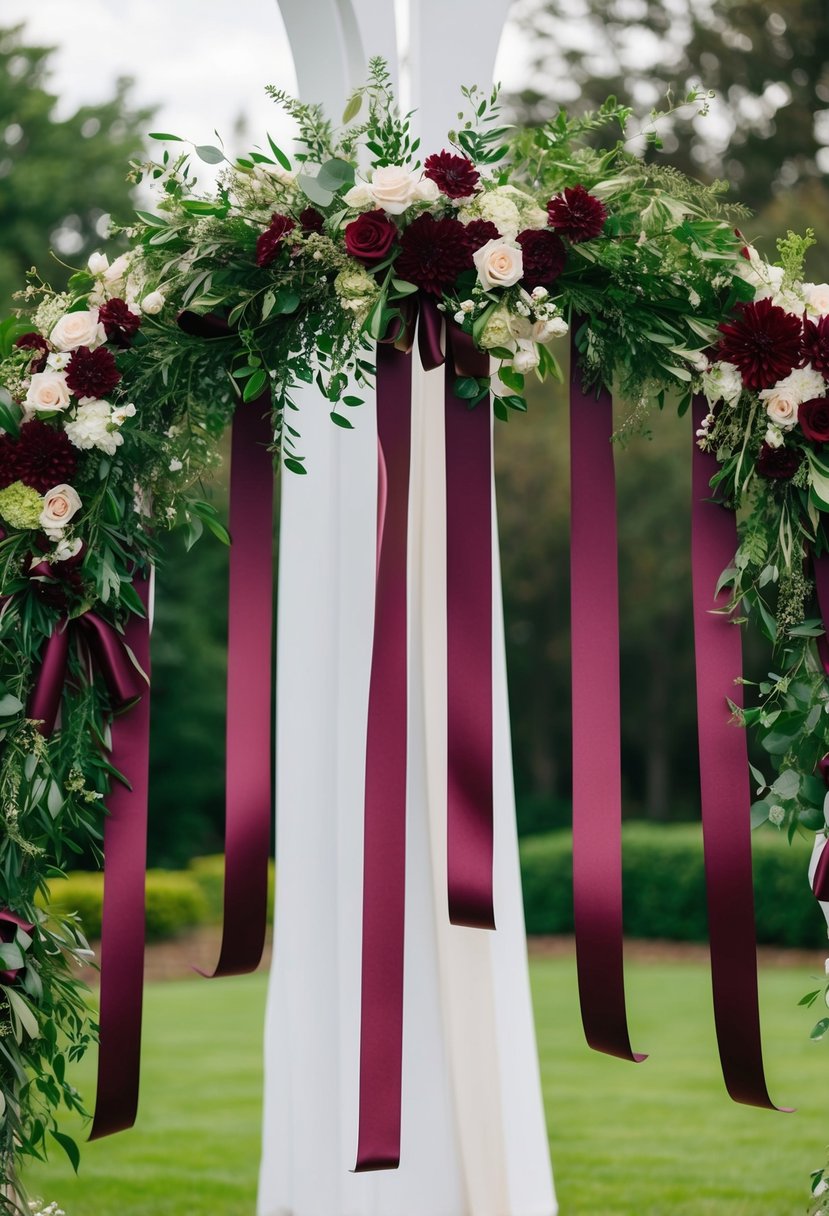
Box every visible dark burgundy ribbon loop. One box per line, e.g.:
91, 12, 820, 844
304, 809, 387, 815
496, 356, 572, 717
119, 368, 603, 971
28, 623, 71, 736
177, 311, 275, 980
813, 840, 829, 902
569, 331, 645, 1063
814, 553, 829, 675
691, 396, 790, 1111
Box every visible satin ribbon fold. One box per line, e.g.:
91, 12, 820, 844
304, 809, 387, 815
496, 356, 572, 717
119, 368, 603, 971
691, 396, 789, 1111
569, 333, 645, 1064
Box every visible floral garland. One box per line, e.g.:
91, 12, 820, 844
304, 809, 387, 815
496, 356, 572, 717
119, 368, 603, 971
0, 57, 827, 1207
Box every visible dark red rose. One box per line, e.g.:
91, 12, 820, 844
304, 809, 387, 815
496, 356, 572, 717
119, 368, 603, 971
756, 442, 803, 480
802, 316, 829, 377
395, 214, 473, 295
423, 150, 480, 199
256, 213, 296, 268
65, 345, 121, 398
14, 332, 50, 373
798, 397, 829, 444
547, 185, 608, 243
9, 419, 77, 493
0, 909, 33, 984
300, 206, 325, 235
516, 228, 567, 290
462, 219, 501, 251
98, 298, 141, 348
344, 210, 398, 264
718, 298, 803, 390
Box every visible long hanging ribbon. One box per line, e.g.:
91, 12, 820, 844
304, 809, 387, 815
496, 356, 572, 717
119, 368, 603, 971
355, 341, 412, 1172
691, 396, 789, 1110
27, 574, 151, 1139
569, 333, 645, 1063
809, 554, 829, 899
177, 311, 275, 979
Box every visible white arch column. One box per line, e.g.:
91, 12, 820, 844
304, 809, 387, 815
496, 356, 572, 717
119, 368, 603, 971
259, 3, 556, 1211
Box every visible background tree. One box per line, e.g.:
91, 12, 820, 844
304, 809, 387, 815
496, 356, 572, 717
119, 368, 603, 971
0, 23, 154, 312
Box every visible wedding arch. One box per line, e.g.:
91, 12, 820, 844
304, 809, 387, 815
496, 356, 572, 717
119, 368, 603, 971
2, 0, 829, 1212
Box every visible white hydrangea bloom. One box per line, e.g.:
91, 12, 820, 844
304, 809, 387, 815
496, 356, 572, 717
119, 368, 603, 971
701, 360, 743, 408
64, 399, 124, 456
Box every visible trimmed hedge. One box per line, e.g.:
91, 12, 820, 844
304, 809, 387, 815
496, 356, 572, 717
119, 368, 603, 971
188, 855, 276, 926
44, 870, 210, 942
520, 823, 827, 949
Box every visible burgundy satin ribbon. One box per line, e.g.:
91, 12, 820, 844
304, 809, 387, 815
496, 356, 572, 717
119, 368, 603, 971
177, 311, 274, 979
691, 396, 789, 1110
810, 554, 829, 899
813, 839, 829, 902
90, 575, 152, 1139
569, 335, 645, 1063
355, 341, 411, 1172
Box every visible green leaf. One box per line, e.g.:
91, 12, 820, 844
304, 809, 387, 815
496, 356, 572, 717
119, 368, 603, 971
50, 1130, 81, 1174
811, 1017, 829, 1041
195, 145, 226, 165
498, 365, 525, 393
0, 694, 24, 717
243, 370, 268, 401
317, 158, 356, 193
267, 135, 292, 171
330, 412, 354, 429
284, 458, 308, 475
343, 94, 363, 124
454, 376, 483, 400
5, 987, 38, 1040
799, 991, 821, 1006
0, 944, 24, 971
135, 210, 168, 229
148, 132, 183, 142
297, 173, 335, 208
390, 279, 420, 296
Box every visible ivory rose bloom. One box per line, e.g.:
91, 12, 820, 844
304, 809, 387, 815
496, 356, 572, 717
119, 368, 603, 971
367, 165, 422, 214
50, 309, 106, 353
25, 371, 71, 415
533, 316, 569, 342
804, 282, 829, 318
761, 386, 799, 430
141, 290, 166, 315
512, 340, 540, 374
40, 484, 82, 538
473, 239, 524, 289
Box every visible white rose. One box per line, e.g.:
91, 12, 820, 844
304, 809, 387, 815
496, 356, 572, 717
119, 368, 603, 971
701, 360, 743, 409
533, 316, 568, 342
766, 365, 827, 406
50, 309, 106, 352
64, 399, 123, 455
141, 290, 166, 315
25, 371, 72, 415
512, 339, 540, 374
88, 251, 109, 275
508, 312, 534, 340
414, 177, 440, 204
367, 165, 421, 214
40, 484, 82, 538
478, 304, 515, 351
804, 283, 829, 318
473, 238, 524, 289
764, 425, 784, 449
103, 253, 132, 293
761, 388, 799, 430
343, 181, 375, 210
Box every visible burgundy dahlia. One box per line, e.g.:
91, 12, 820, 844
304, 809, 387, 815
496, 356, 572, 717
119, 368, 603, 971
547, 185, 608, 243
256, 213, 296, 268
0, 910, 33, 985
395, 214, 473, 295
65, 345, 121, 399
802, 316, 829, 377
300, 206, 325, 235
717, 298, 803, 390
344, 210, 398, 263
98, 298, 141, 348
423, 150, 480, 199
14, 332, 50, 373
462, 219, 501, 252
516, 228, 567, 290
756, 442, 803, 480
798, 397, 829, 444
12, 419, 78, 494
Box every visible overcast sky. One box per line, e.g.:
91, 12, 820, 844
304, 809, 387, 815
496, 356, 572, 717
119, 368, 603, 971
3, 1, 529, 156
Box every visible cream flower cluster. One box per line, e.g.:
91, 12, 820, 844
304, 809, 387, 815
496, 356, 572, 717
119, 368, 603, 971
344, 165, 440, 214
475, 286, 568, 373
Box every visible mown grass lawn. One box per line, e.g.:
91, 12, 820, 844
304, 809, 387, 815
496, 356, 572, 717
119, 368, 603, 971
26, 953, 829, 1215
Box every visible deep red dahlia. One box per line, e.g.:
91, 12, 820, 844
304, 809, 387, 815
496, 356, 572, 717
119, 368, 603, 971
516, 228, 567, 290
717, 298, 803, 390
98, 298, 141, 348
462, 219, 501, 252
10, 419, 78, 494
14, 332, 50, 373
395, 214, 473, 295
756, 442, 803, 480
798, 397, 829, 444
299, 206, 325, 234
256, 213, 296, 268
547, 185, 608, 243
802, 316, 829, 377
423, 150, 480, 199
0, 433, 19, 489
344, 211, 398, 263
65, 345, 121, 398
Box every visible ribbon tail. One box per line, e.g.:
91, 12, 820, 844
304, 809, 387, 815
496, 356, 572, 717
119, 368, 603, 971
445, 329, 495, 929
29, 623, 71, 736
691, 396, 791, 1111
569, 333, 645, 1063
355, 343, 411, 1172
89, 575, 152, 1139
199, 391, 275, 979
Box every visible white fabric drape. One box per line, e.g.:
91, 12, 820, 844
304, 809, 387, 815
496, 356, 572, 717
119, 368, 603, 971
258, 362, 556, 1216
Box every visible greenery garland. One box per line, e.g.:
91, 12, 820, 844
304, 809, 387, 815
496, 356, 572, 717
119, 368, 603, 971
0, 58, 827, 1209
